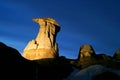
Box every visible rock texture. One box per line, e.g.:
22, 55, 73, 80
77, 44, 97, 68
23, 18, 60, 60
70, 44, 97, 69
78, 44, 96, 59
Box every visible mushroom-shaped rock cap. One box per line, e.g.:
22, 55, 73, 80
32, 17, 60, 27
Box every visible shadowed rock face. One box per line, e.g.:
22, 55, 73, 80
0, 42, 73, 80
73, 44, 97, 68
93, 71, 120, 80
23, 18, 60, 60
78, 44, 96, 60
0, 42, 36, 80
113, 49, 120, 60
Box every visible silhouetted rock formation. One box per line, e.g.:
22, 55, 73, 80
34, 57, 73, 80
97, 54, 112, 61
0, 41, 120, 80
0, 42, 73, 80
93, 71, 120, 80
23, 18, 60, 60
0, 42, 36, 80
113, 49, 120, 60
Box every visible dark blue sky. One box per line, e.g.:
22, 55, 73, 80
0, 0, 120, 59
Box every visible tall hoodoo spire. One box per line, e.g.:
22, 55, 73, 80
23, 17, 60, 60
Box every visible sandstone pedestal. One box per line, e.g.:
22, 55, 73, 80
23, 18, 60, 60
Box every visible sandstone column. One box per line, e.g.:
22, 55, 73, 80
23, 18, 60, 60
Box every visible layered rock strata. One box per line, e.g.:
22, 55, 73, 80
23, 18, 60, 60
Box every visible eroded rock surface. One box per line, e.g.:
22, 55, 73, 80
78, 44, 96, 60
70, 44, 97, 69
23, 18, 60, 60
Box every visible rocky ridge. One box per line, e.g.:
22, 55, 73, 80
0, 42, 120, 80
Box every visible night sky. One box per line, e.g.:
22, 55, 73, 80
0, 0, 120, 59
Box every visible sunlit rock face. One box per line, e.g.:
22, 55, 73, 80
23, 18, 60, 60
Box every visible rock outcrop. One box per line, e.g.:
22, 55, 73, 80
70, 44, 97, 69
0, 42, 73, 80
70, 44, 120, 69
23, 18, 60, 60
78, 44, 96, 60
113, 49, 120, 60
77, 44, 97, 68
0, 42, 36, 80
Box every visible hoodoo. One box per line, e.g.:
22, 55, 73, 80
23, 18, 60, 60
